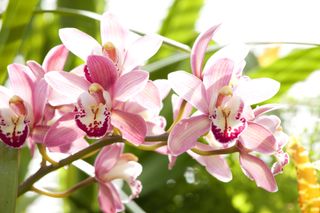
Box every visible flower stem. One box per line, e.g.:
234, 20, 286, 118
37, 144, 58, 166
167, 100, 188, 132
18, 134, 168, 196
31, 177, 96, 198
191, 145, 239, 156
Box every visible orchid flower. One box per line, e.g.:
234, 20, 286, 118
168, 51, 280, 155
95, 143, 142, 213
45, 55, 148, 145
0, 45, 88, 154
232, 104, 289, 192
59, 12, 162, 75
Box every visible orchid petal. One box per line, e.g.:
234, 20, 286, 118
168, 114, 210, 156
188, 149, 232, 182
45, 71, 90, 105
44, 112, 87, 149
133, 81, 161, 111
235, 78, 280, 105
8, 64, 33, 106
254, 115, 281, 133
98, 182, 124, 213
49, 138, 89, 154
123, 34, 162, 74
191, 25, 220, 78
239, 152, 278, 192
239, 122, 277, 154
95, 143, 124, 177
168, 71, 208, 114
111, 110, 147, 146
100, 12, 129, 51
0, 86, 12, 107
87, 55, 118, 90
253, 104, 285, 117
113, 70, 149, 102
59, 28, 102, 61
26, 60, 45, 80
153, 79, 171, 100
42, 44, 69, 72
203, 58, 234, 97
33, 79, 49, 125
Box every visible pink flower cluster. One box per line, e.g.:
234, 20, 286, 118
0, 12, 288, 213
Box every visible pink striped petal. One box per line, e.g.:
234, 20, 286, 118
26, 60, 45, 80
95, 143, 124, 178
188, 150, 232, 182
191, 25, 220, 78
253, 104, 285, 117
100, 12, 129, 51
111, 110, 147, 146
203, 58, 234, 97
49, 138, 89, 154
239, 152, 278, 192
113, 70, 149, 102
168, 114, 210, 156
123, 34, 162, 74
59, 28, 102, 61
45, 71, 90, 105
168, 71, 208, 114
8, 64, 33, 106
134, 81, 161, 110
0, 86, 13, 107
98, 182, 124, 213
44, 112, 86, 148
235, 78, 280, 105
32, 79, 48, 125
239, 122, 277, 154
254, 115, 281, 133
42, 44, 69, 72
153, 79, 171, 100
87, 55, 118, 90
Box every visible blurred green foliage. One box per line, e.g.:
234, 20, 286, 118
2, 0, 320, 212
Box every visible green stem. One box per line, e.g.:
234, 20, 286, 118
0, 144, 19, 213
31, 177, 96, 198
167, 100, 187, 132
191, 145, 238, 156
37, 144, 58, 166
18, 134, 168, 196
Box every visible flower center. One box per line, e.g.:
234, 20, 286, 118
0, 96, 29, 148
102, 42, 117, 63
75, 85, 112, 138
209, 89, 246, 144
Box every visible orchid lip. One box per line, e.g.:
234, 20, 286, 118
209, 107, 246, 143
0, 114, 29, 148
75, 105, 111, 138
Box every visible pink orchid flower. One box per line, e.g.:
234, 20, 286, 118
234, 104, 289, 192
95, 143, 142, 213
169, 94, 232, 182
0, 45, 88, 154
45, 55, 148, 145
59, 12, 162, 75
167, 54, 280, 155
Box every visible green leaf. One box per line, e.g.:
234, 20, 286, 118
0, 0, 40, 84
247, 47, 320, 101
0, 144, 19, 213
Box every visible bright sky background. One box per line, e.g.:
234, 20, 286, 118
108, 0, 320, 45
